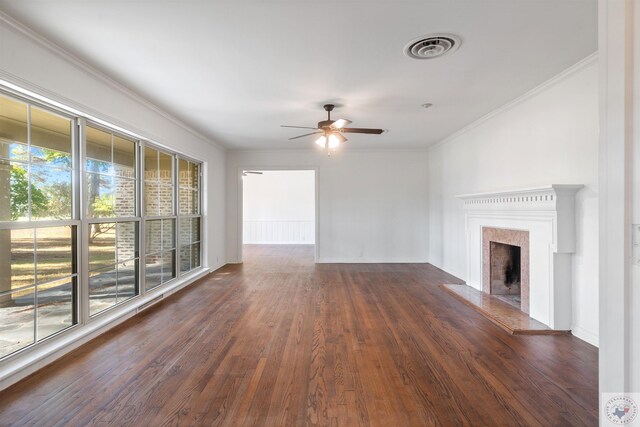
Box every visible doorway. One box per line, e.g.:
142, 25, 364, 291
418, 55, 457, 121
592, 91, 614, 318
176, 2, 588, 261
239, 168, 317, 263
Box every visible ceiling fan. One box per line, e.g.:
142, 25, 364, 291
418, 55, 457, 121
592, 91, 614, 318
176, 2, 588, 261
281, 104, 385, 152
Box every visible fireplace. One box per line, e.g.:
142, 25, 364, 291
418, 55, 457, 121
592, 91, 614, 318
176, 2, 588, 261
459, 185, 583, 329
482, 227, 529, 313
489, 242, 521, 307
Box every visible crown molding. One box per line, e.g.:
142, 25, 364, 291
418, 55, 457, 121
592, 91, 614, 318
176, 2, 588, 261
427, 52, 598, 152
0, 10, 226, 153
227, 147, 429, 155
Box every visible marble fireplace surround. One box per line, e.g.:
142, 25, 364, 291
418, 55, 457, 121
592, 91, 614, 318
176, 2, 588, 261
483, 227, 530, 313
458, 185, 583, 330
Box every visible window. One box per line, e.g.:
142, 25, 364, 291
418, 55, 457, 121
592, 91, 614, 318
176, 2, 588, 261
143, 146, 176, 290
0, 93, 78, 358
86, 125, 139, 316
178, 159, 201, 272
0, 87, 205, 361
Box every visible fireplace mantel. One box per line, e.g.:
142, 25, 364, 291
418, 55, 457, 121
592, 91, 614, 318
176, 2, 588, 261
458, 184, 584, 203
456, 185, 583, 330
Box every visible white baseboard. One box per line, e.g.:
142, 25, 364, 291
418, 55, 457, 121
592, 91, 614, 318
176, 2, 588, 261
571, 324, 599, 347
0, 264, 222, 392
229, 257, 427, 264
317, 258, 429, 264
243, 241, 315, 245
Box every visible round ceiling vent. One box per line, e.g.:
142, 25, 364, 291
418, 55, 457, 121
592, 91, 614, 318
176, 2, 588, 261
404, 34, 461, 60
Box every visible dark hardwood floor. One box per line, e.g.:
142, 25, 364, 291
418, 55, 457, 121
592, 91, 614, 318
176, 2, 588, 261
0, 245, 598, 426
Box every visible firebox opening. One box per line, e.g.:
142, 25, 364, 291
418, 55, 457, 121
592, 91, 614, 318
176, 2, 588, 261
489, 241, 521, 305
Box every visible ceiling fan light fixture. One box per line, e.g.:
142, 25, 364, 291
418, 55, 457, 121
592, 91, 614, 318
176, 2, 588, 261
282, 104, 383, 153
328, 134, 341, 149
315, 135, 327, 148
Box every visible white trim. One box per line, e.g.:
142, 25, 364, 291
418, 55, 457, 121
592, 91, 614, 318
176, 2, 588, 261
0, 10, 225, 154
571, 324, 599, 347
228, 147, 429, 154
597, 0, 635, 409
317, 258, 429, 263
245, 241, 314, 245
459, 185, 583, 330
457, 184, 585, 201
0, 265, 218, 392
243, 220, 315, 244
428, 52, 599, 152
459, 185, 583, 253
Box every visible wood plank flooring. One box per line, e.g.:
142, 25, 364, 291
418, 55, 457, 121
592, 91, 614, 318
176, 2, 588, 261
0, 245, 598, 426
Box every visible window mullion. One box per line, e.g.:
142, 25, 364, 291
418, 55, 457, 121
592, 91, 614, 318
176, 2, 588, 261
33, 227, 38, 342
175, 154, 180, 279
78, 117, 90, 325
72, 117, 81, 327
138, 141, 145, 297
26, 105, 32, 222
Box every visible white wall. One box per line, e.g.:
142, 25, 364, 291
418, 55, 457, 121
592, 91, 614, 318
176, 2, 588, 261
427, 56, 599, 346
227, 149, 429, 263
243, 170, 315, 244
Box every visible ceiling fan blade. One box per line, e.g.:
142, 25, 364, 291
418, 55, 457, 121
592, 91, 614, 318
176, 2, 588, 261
333, 132, 347, 143
330, 118, 352, 130
289, 131, 322, 140
341, 127, 385, 135
281, 125, 319, 130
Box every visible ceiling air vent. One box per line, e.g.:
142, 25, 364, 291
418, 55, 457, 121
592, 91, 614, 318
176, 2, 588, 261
404, 34, 461, 60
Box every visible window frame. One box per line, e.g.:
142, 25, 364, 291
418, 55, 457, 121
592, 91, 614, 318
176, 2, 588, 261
81, 119, 142, 319
0, 84, 207, 362
141, 142, 176, 292
177, 156, 203, 273
140, 144, 204, 291
0, 88, 82, 358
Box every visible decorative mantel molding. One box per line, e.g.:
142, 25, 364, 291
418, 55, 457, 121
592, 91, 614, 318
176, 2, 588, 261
458, 185, 583, 253
458, 184, 583, 208
456, 185, 583, 330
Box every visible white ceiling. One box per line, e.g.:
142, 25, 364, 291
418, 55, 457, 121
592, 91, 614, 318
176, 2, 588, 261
0, 0, 597, 150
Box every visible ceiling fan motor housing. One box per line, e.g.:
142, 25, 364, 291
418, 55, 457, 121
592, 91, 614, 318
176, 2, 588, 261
318, 119, 334, 130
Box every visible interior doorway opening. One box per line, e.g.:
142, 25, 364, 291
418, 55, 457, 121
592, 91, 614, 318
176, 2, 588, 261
240, 169, 317, 263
